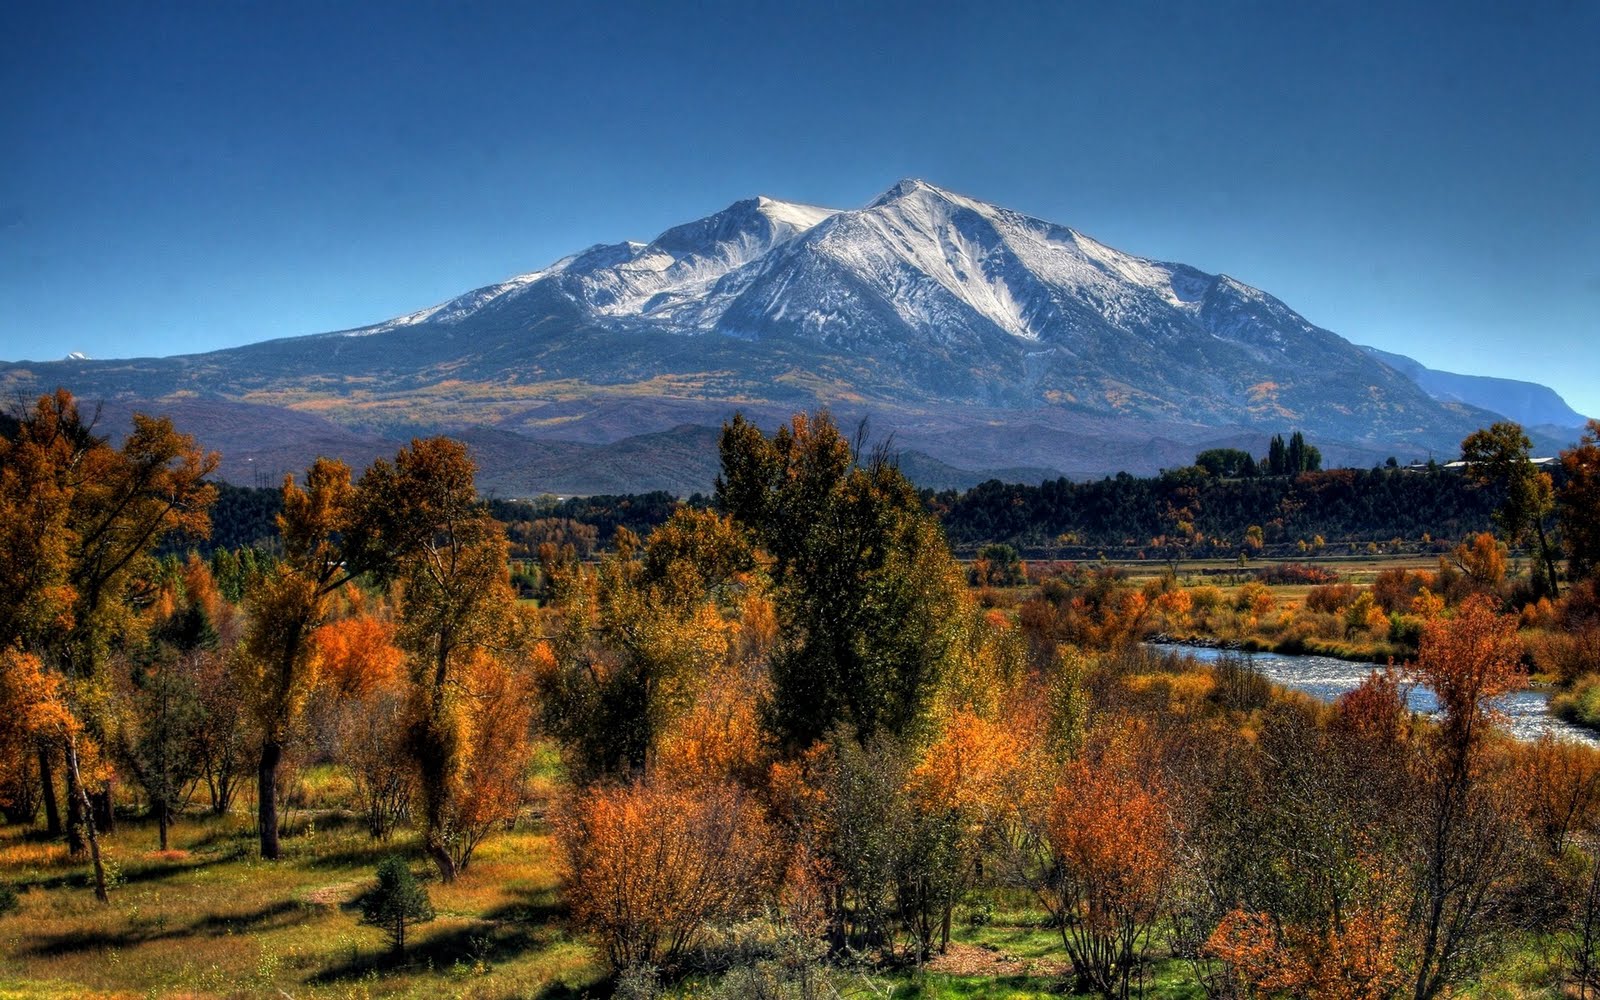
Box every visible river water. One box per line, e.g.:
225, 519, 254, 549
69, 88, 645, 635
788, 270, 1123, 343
1147, 643, 1598, 747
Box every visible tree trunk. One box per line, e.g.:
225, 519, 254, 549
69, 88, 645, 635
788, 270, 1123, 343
1536, 519, 1561, 599
418, 737, 458, 882
63, 747, 87, 857
157, 798, 169, 852
38, 741, 61, 836
90, 783, 115, 833
418, 659, 458, 883
63, 737, 108, 903
258, 737, 282, 860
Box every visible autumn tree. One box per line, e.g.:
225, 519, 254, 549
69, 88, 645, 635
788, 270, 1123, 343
543, 507, 751, 779
903, 708, 1028, 956
1041, 727, 1176, 1000
716, 412, 964, 751
1461, 422, 1560, 599
0, 650, 110, 901
1561, 420, 1600, 581
239, 458, 366, 860
559, 778, 780, 972
358, 437, 524, 881
1193, 690, 1414, 998
307, 613, 413, 839
120, 599, 212, 850
1406, 594, 1532, 998
0, 390, 215, 897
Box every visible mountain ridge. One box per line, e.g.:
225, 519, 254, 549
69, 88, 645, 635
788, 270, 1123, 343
1360, 345, 1590, 432
1, 179, 1563, 494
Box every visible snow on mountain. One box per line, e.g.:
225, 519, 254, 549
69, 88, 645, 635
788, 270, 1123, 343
342, 178, 1331, 369
3, 178, 1530, 491
282, 177, 1483, 443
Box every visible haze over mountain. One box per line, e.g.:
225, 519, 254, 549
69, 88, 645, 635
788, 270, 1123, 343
1360, 345, 1591, 434
0, 180, 1551, 495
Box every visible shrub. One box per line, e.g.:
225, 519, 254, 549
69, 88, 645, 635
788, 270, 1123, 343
559, 778, 780, 971
1258, 563, 1341, 585
360, 856, 435, 954
1305, 583, 1358, 614
1373, 567, 1427, 614
1211, 655, 1272, 713
1387, 613, 1425, 649
1552, 674, 1600, 730
1234, 581, 1276, 617
1187, 586, 1224, 613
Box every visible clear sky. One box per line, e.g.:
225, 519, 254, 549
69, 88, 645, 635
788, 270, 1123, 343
4, 1, 1597, 414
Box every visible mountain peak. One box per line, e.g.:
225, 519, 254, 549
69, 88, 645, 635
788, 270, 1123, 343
870, 177, 956, 206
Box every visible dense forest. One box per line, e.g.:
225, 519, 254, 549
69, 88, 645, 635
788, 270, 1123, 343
173, 454, 1503, 563
931, 465, 1499, 553
5, 392, 1600, 999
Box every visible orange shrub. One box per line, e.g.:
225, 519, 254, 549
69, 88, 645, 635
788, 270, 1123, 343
1041, 729, 1175, 997
559, 778, 781, 971
1207, 904, 1408, 1000
1305, 582, 1358, 614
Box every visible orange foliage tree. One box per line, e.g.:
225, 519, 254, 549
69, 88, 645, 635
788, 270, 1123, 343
308, 612, 414, 839
0, 390, 214, 897
1407, 594, 1531, 999
904, 707, 1029, 954
1040, 726, 1176, 1000
1561, 419, 1600, 581
558, 778, 780, 971
1206, 902, 1409, 1000
438, 650, 538, 872
0, 650, 110, 900
239, 458, 366, 860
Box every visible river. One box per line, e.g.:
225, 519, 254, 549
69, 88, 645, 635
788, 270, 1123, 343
1147, 643, 1598, 747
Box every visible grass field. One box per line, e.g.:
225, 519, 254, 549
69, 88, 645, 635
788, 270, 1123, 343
0, 809, 597, 1000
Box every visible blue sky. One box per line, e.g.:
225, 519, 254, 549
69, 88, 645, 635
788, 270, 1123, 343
4, 1, 1597, 414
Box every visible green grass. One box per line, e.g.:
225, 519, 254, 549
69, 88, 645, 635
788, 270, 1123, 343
0, 811, 601, 999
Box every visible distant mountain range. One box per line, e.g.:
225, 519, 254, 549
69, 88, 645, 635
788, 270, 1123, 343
1, 180, 1582, 494
1360, 346, 1590, 434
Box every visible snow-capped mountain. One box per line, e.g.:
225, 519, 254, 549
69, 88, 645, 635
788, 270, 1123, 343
0, 180, 1535, 493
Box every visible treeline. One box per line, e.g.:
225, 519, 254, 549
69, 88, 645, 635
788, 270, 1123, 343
152, 466, 1501, 562
933, 466, 1499, 551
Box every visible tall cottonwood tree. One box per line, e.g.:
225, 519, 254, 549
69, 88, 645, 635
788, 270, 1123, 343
1560, 420, 1600, 582
358, 438, 521, 881
240, 458, 369, 860
716, 412, 965, 751
1408, 595, 1531, 998
0, 390, 215, 897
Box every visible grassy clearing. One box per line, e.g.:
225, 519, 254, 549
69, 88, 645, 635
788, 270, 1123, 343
0, 812, 599, 1000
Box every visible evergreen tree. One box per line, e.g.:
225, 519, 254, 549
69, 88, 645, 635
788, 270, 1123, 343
1267, 435, 1287, 476
361, 856, 435, 954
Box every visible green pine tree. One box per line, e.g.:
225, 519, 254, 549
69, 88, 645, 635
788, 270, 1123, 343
361, 856, 435, 954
